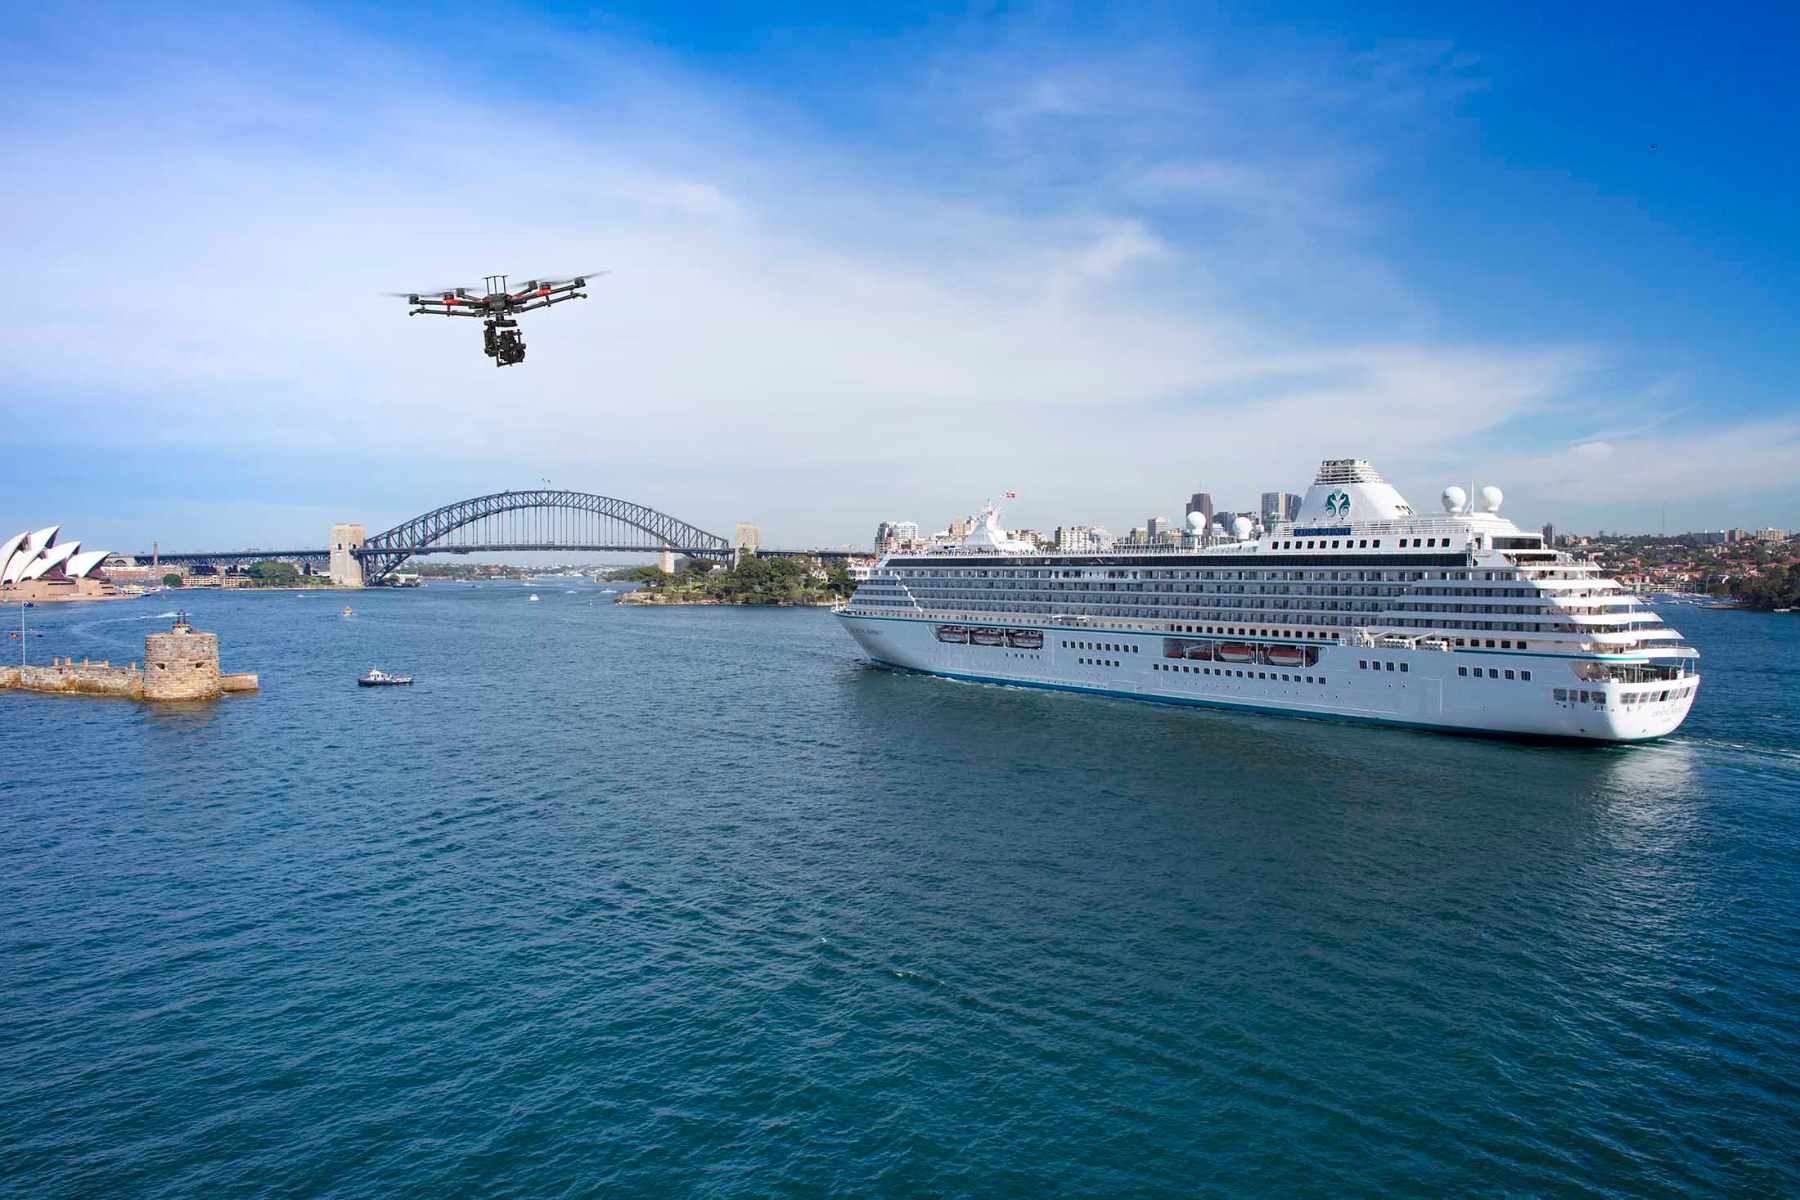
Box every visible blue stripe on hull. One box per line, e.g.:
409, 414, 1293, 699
863, 658, 1647, 746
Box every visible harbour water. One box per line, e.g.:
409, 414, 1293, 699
3, 587, 1796, 1196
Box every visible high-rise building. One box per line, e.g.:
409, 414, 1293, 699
1146, 516, 1172, 542
1185, 492, 1214, 529
1056, 525, 1110, 552
873, 520, 921, 553
1540, 523, 1555, 548
1286, 493, 1302, 521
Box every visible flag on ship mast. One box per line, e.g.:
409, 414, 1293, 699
1004, 490, 1017, 499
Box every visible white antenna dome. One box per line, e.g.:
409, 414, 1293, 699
1186, 511, 1207, 533
1442, 485, 1467, 513
1479, 485, 1504, 513
1231, 516, 1254, 539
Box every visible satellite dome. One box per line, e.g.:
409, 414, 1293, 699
1441, 485, 1467, 513
1479, 485, 1504, 512
1231, 516, 1254, 539
1186, 511, 1207, 533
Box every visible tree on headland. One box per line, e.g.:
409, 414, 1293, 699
633, 553, 841, 605
248, 560, 301, 587
162, 573, 183, 588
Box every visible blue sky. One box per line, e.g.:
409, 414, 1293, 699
5, 1, 1797, 551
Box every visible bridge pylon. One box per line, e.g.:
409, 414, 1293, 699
330, 524, 366, 587
657, 548, 676, 574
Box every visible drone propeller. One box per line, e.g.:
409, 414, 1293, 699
517, 269, 608, 289
381, 287, 476, 299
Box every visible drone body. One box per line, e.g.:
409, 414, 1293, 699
389, 272, 602, 366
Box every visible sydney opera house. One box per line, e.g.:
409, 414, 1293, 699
1, 526, 125, 602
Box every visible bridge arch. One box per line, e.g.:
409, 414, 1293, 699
357, 489, 733, 583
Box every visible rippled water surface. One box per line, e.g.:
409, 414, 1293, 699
3, 588, 1797, 1197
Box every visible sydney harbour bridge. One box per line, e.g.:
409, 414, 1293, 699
137, 489, 853, 585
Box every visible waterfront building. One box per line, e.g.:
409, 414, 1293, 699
837, 459, 1698, 742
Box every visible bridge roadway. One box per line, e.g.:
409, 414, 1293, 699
136, 543, 853, 572
141, 544, 856, 566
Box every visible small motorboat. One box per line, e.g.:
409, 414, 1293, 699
528, 594, 541, 602
341, 606, 354, 617
358, 668, 413, 687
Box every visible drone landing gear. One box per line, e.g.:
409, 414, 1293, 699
483, 318, 526, 367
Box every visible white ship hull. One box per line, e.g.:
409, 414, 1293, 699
838, 612, 1698, 742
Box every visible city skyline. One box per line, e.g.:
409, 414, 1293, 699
6, 4, 1799, 550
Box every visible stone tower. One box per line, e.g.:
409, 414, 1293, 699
330, 523, 366, 587
143, 616, 222, 700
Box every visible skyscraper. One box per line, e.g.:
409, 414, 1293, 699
1261, 491, 1302, 525
1541, 523, 1556, 548
1185, 492, 1213, 530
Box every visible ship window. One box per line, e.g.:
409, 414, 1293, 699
1359, 660, 1367, 669
1505, 670, 1515, 680
1458, 666, 1467, 676
1485, 639, 1496, 648
1555, 688, 1567, 701
1385, 662, 1394, 671
1521, 670, 1532, 681
1373, 540, 1381, 548
1400, 663, 1409, 673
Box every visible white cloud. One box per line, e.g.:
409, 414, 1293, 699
2, 8, 1788, 547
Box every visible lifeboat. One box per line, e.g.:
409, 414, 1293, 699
1184, 643, 1214, 660
1266, 646, 1304, 667
1216, 643, 1253, 663
1007, 629, 1044, 650
1164, 643, 1187, 659
970, 628, 1006, 647
935, 625, 970, 644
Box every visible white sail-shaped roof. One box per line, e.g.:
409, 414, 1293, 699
0, 532, 27, 583
66, 549, 110, 579
22, 541, 77, 581
5, 525, 59, 584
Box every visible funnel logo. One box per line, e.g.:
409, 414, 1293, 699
1324, 491, 1351, 519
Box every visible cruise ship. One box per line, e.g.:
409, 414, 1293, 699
836, 460, 1698, 742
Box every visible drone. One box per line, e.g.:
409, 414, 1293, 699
386, 271, 603, 366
